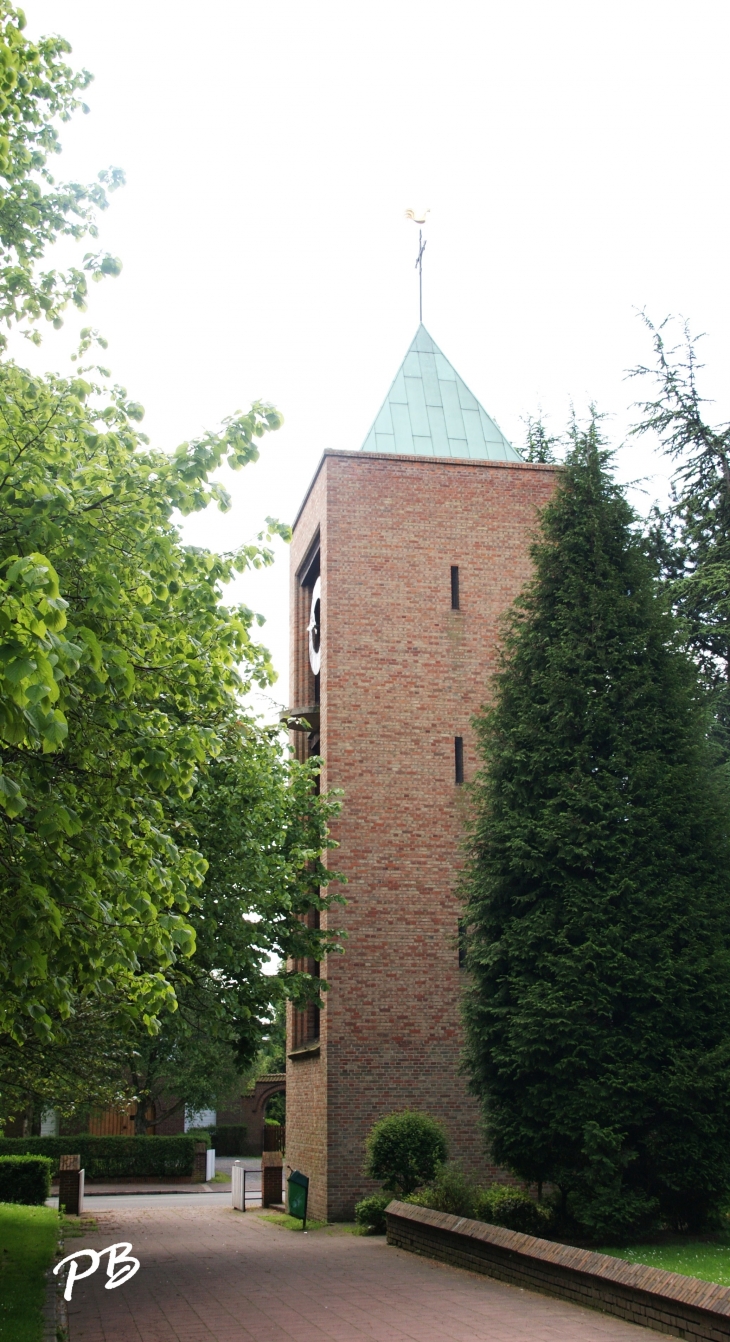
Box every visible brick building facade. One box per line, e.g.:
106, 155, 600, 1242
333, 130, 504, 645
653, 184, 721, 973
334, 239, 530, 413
286, 325, 558, 1220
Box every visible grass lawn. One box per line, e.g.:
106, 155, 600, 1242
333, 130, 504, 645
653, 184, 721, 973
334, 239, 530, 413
0, 1203, 59, 1342
257, 1211, 327, 1232
597, 1240, 730, 1286
61, 1214, 98, 1239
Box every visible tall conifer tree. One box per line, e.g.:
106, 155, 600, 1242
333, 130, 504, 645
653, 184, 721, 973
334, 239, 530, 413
632, 317, 730, 758
463, 417, 730, 1237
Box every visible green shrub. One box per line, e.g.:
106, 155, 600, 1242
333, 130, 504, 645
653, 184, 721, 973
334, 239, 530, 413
209, 1125, 247, 1157
475, 1184, 553, 1237
0, 1135, 197, 1179
0, 1155, 53, 1204
406, 1163, 477, 1219
354, 1192, 392, 1234
364, 1110, 447, 1197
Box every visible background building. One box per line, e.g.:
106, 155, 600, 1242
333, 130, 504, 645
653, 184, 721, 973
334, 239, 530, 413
286, 325, 558, 1221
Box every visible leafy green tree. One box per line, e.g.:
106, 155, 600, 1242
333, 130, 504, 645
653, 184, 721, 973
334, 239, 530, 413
265, 1091, 285, 1125
364, 1111, 447, 1197
0, 0, 344, 1135
463, 417, 730, 1238
177, 718, 341, 1043
249, 1001, 286, 1078
0, 994, 133, 1133
0, 1, 124, 343
0, 353, 292, 1057
125, 722, 341, 1133
126, 980, 244, 1136
632, 316, 730, 756
1, 716, 342, 1130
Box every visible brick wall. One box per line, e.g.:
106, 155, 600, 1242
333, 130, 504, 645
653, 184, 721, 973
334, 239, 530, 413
154, 1105, 185, 1136
217, 1075, 286, 1155
386, 1201, 730, 1341
287, 449, 559, 1221
286, 1044, 327, 1217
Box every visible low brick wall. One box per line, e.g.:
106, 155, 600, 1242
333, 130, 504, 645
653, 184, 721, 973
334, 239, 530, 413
385, 1201, 730, 1341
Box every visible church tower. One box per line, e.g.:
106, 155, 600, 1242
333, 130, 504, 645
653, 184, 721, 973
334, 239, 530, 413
285, 325, 557, 1221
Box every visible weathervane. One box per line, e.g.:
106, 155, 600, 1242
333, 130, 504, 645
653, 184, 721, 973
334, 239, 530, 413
405, 208, 429, 323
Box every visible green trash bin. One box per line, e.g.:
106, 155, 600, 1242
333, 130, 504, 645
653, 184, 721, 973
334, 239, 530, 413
287, 1169, 309, 1230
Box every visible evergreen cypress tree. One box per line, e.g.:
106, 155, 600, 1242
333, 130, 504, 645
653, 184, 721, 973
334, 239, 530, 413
632, 316, 730, 759
463, 417, 730, 1238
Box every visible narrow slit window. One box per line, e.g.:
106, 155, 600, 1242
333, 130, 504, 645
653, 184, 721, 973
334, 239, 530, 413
455, 736, 464, 785
450, 565, 460, 610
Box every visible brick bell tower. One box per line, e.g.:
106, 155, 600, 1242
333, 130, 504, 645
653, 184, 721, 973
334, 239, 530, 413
285, 324, 557, 1221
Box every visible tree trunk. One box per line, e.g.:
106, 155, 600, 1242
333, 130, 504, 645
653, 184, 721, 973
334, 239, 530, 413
133, 1098, 153, 1135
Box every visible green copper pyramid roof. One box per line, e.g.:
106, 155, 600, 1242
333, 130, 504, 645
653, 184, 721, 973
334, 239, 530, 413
361, 324, 521, 461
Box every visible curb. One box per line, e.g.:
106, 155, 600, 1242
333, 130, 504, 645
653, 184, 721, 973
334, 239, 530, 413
43, 1263, 68, 1342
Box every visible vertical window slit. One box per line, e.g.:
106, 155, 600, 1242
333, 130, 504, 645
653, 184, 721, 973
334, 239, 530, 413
455, 736, 464, 785
458, 920, 467, 969
451, 565, 460, 610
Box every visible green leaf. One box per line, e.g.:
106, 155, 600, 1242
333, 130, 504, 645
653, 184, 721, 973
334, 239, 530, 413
39, 710, 68, 751
0, 772, 25, 816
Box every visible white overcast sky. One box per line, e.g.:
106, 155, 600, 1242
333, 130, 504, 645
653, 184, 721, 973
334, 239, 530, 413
15, 0, 730, 712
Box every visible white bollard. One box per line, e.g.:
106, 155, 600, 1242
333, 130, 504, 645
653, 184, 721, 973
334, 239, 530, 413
231, 1161, 244, 1210
205, 1147, 216, 1181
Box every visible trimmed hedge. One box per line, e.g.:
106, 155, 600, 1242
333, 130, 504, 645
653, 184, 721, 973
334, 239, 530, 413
210, 1125, 247, 1157
0, 1155, 53, 1204
186, 1125, 248, 1156
0, 1135, 197, 1180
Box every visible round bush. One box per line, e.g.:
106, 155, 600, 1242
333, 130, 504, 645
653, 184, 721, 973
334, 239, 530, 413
364, 1110, 447, 1197
354, 1192, 392, 1233
475, 1185, 553, 1237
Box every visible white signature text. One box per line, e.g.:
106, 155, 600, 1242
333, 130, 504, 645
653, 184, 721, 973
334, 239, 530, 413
53, 1242, 140, 1300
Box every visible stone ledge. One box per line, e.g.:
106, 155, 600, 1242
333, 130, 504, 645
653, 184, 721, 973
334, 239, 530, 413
287, 1042, 320, 1061
385, 1200, 730, 1341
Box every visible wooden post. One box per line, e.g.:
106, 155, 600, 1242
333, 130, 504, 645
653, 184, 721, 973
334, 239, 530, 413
261, 1149, 283, 1207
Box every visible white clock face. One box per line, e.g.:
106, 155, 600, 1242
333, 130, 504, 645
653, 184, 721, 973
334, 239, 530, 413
307, 575, 321, 676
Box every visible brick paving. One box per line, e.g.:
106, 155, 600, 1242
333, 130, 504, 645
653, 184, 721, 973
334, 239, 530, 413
63, 1201, 667, 1342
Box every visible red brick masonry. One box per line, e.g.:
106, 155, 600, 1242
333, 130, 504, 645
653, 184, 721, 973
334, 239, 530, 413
287, 449, 559, 1219
386, 1200, 730, 1341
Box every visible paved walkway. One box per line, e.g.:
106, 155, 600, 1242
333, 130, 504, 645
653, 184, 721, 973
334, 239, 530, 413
63, 1200, 665, 1342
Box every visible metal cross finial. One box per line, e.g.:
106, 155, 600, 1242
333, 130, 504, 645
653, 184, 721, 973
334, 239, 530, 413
405, 208, 430, 323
